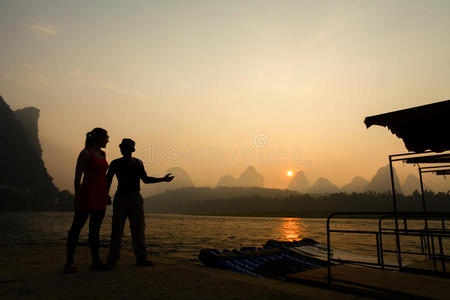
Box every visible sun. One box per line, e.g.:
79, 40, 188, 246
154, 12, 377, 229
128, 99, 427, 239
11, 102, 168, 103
287, 170, 293, 177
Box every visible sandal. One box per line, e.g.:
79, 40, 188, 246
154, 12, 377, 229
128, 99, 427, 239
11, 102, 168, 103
64, 263, 77, 273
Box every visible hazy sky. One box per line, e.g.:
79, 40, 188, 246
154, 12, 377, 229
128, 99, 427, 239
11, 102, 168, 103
1, 0, 449, 193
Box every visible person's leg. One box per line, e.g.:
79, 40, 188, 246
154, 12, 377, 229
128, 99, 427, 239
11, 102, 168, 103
66, 210, 89, 265
107, 192, 128, 265
88, 209, 106, 265
129, 193, 148, 264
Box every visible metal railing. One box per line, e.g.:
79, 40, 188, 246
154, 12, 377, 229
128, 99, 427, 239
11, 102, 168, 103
378, 212, 450, 272
326, 212, 450, 284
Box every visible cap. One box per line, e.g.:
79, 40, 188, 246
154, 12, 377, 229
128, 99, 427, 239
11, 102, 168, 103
119, 138, 136, 151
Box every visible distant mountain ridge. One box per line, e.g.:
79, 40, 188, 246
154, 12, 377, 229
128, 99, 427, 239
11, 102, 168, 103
147, 164, 431, 199
366, 165, 402, 194
287, 171, 310, 193
287, 166, 413, 194
237, 166, 264, 187
341, 176, 369, 193
216, 166, 265, 188
402, 174, 429, 195
308, 177, 340, 194
144, 165, 266, 196
216, 175, 239, 187
287, 171, 341, 194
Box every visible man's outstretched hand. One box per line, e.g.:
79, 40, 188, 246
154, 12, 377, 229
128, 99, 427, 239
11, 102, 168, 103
163, 173, 174, 182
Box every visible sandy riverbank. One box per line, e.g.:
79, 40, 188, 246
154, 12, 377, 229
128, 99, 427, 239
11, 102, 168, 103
0, 243, 366, 299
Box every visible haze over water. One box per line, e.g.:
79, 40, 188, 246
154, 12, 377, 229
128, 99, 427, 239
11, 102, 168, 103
1, 1, 449, 194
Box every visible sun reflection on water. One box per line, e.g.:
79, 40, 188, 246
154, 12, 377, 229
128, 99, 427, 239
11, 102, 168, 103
279, 218, 304, 241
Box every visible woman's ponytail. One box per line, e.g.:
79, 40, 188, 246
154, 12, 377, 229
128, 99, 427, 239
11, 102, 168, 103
85, 127, 107, 149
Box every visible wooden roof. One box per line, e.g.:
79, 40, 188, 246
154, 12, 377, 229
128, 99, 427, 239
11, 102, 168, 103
364, 100, 450, 152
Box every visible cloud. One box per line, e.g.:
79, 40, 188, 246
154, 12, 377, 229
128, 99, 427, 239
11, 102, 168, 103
27, 23, 58, 37
90, 81, 143, 98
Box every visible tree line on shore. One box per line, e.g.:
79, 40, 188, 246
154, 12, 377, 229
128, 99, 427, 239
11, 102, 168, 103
143, 187, 450, 216
2, 184, 449, 214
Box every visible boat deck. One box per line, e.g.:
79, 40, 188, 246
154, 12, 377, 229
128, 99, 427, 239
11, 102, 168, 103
287, 261, 450, 299
403, 258, 450, 274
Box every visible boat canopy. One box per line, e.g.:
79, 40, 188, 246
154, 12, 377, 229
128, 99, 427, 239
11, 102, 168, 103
404, 154, 450, 164
364, 100, 450, 153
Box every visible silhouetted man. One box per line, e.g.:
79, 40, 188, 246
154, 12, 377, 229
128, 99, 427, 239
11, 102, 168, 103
106, 138, 174, 267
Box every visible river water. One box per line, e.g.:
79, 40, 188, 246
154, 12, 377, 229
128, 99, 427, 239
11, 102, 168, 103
0, 212, 447, 263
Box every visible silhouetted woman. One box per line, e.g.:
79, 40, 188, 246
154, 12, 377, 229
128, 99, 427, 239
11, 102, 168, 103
64, 127, 110, 273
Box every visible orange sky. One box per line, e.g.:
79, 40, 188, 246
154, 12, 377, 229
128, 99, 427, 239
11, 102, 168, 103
1, 1, 449, 194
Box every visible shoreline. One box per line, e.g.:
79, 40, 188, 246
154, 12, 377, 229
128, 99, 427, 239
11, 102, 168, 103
0, 242, 359, 299
0, 210, 408, 219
